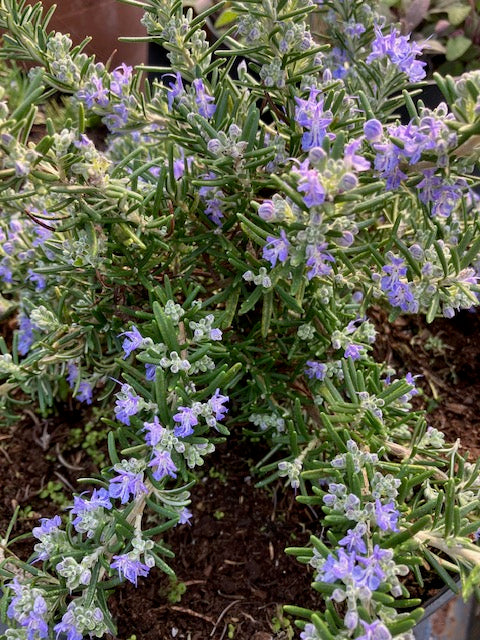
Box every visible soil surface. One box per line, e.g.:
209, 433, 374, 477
1, 309, 480, 638
371, 308, 480, 459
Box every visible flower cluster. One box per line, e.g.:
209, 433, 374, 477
367, 25, 426, 82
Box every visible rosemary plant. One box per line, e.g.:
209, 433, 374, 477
0, 0, 479, 638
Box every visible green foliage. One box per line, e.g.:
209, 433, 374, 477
68, 408, 109, 467
161, 575, 187, 603
38, 480, 70, 508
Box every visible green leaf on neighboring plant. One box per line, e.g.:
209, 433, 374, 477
214, 8, 238, 28
446, 34, 472, 60
447, 4, 472, 26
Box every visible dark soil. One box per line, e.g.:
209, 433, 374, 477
1, 308, 480, 639
110, 439, 319, 640
371, 308, 480, 459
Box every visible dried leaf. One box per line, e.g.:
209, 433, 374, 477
405, 0, 431, 31
420, 38, 447, 54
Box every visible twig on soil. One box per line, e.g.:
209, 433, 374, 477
54, 471, 76, 492
0, 445, 12, 464
169, 605, 215, 625
55, 443, 84, 471
210, 599, 245, 637
23, 408, 41, 428
217, 590, 245, 599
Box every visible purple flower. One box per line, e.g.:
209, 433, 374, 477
74, 134, 90, 149
388, 281, 418, 313
258, 200, 275, 221
357, 547, 389, 591
54, 603, 105, 640
27, 269, 46, 291
416, 169, 443, 204
294, 159, 325, 207
402, 372, 420, 401
76, 75, 109, 109
324, 47, 347, 79
263, 230, 290, 267
305, 360, 327, 380
431, 181, 464, 218
210, 328, 223, 341
380, 255, 407, 292
364, 119, 383, 142
294, 88, 334, 151
76, 380, 93, 404
344, 21, 366, 38
209, 388, 229, 421
7, 579, 49, 639
18, 314, 34, 356
69, 488, 112, 536
300, 623, 319, 640
374, 499, 400, 532
66, 362, 79, 388
32, 225, 52, 247
145, 363, 157, 381
305, 243, 335, 280
193, 78, 216, 118
204, 196, 224, 225
54, 610, 83, 640
103, 102, 129, 132
109, 468, 148, 504
149, 449, 177, 480
357, 619, 392, 640
373, 140, 405, 190
178, 507, 193, 525
318, 549, 365, 586
170, 147, 194, 180
32, 515, 61, 539
66, 363, 93, 403
71, 488, 112, 515
0, 257, 13, 283
114, 384, 141, 425
110, 63, 133, 96
143, 416, 165, 447
199, 173, 224, 225
32, 516, 62, 561
367, 26, 426, 82
111, 553, 150, 586
339, 523, 367, 554
165, 72, 184, 111
344, 139, 370, 172
119, 325, 143, 359
344, 343, 363, 360
173, 406, 198, 437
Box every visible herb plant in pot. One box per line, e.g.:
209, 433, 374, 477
0, 0, 480, 639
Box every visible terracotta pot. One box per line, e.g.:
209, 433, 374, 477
33, 0, 147, 67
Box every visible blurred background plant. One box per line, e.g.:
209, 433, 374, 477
379, 0, 480, 76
